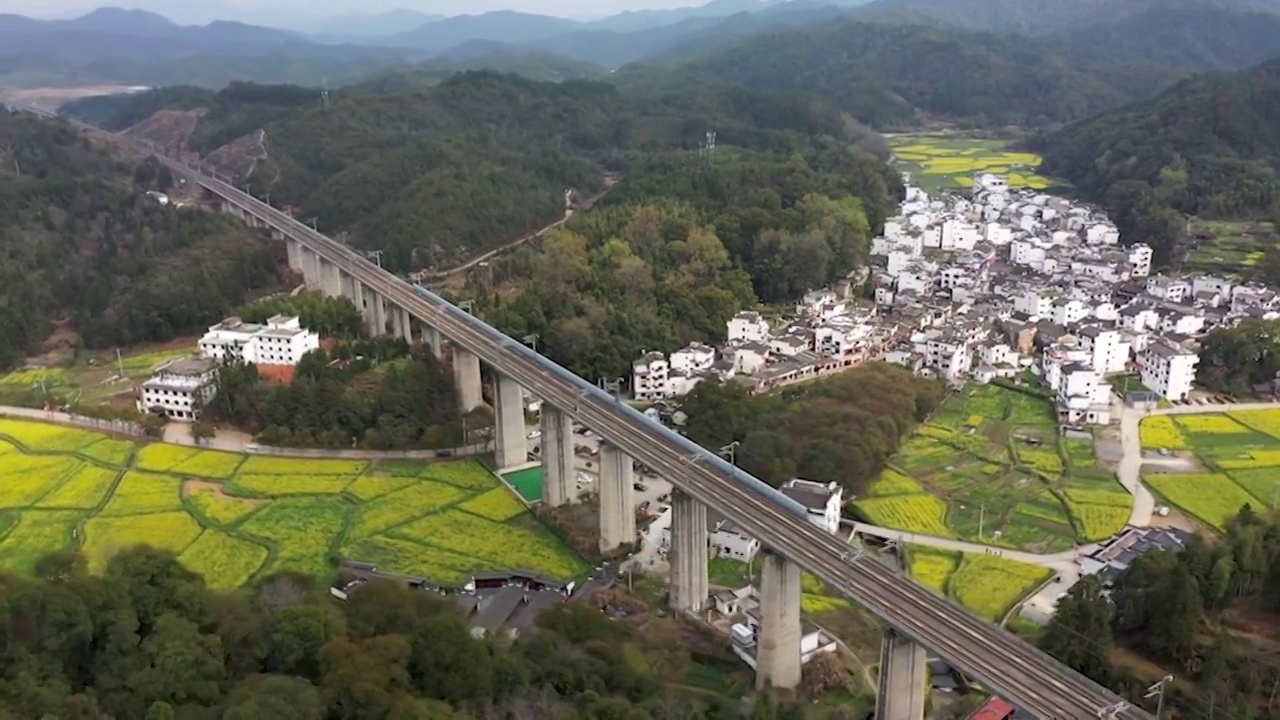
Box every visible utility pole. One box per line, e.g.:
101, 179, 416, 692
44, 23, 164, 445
458, 300, 475, 315
367, 249, 384, 268
522, 334, 540, 353
978, 504, 985, 539
1145, 674, 1173, 719
116, 348, 125, 379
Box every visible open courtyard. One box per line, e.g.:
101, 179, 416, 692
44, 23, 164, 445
0, 418, 587, 588
854, 383, 1131, 553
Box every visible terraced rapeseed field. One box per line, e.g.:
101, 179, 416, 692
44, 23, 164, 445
0, 417, 586, 588
1146, 473, 1266, 531
1139, 416, 1189, 450
890, 136, 1052, 193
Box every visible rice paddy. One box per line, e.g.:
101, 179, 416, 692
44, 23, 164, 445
0, 417, 586, 588
889, 135, 1054, 194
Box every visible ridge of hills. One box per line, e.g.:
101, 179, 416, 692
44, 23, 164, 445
1034, 55, 1280, 265
63, 70, 890, 278
615, 20, 1184, 129
9, 0, 1280, 93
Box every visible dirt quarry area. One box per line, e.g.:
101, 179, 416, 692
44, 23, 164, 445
0, 85, 149, 111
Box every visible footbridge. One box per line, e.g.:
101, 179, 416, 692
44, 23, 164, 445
36, 105, 1151, 719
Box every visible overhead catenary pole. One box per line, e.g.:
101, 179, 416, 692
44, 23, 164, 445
1145, 674, 1173, 720
719, 440, 741, 466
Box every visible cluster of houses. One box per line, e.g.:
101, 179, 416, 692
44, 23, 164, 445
137, 315, 319, 421
632, 172, 1280, 423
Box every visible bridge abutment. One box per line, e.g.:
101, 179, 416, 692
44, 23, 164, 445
540, 408, 574, 507
493, 374, 526, 470
598, 442, 635, 552
669, 489, 708, 613
756, 550, 803, 691
876, 629, 927, 720
452, 347, 483, 412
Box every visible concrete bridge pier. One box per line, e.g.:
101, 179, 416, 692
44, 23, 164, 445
321, 258, 343, 297
598, 442, 636, 552
358, 286, 380, 337
298, 248, 321, 290
668, 489, 708, 612
422, 326, 444, 358
875, 628, 927, 720
540, 407, 574, 507
452, 347, 483, 412
396, 307, 414, 344
286, 238, 304, 275
756, 550, 803, 691
493, 373, 526, 470
339, 273, 360, 310
390, 304, 406, 342
372, 292, 387, 336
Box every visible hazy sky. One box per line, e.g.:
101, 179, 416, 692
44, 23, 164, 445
8, 0, 711, 24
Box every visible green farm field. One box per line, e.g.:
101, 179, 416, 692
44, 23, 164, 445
855, 383, 1131, 552
0, 418, 586, 588
906, 545, 1052, 623
0, 341, 196, 407
1139, 410, 1280, 530
1184, 219, 1277, 275
889, 135, 1055, 195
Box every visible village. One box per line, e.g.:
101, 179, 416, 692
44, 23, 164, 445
631, 171, 1275, 420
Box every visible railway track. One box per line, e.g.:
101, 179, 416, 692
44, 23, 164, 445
23, 104, 1147, 719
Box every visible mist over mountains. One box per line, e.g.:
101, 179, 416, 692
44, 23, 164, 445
7, 0, 1280, 112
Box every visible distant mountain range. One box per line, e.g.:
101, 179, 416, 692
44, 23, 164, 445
7, 0, 1280, 103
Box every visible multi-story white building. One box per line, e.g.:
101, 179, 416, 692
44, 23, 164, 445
1139, 340, 1199, 401
670, 343, 716, 375
198, 315, 320, 367
726, 311, 770, 344
1050, 298, 1089, 327
1128, 244, 1153, 278
632, 351, 670, 402
1077, 325, 1130, 375
138, 356, 217, 421
1146, 275, 1191, 304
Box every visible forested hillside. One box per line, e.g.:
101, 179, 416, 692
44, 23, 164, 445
851, 0, 1280, 37
631, 21, 1182, 128
0, 547, 798, 718
475, 136, 897, 380
0, 110, 287, 370
65, 71, 883, 277
677, 364, 943, 495
1042, 508, 1280, 718
1034, 57, 1280, 263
